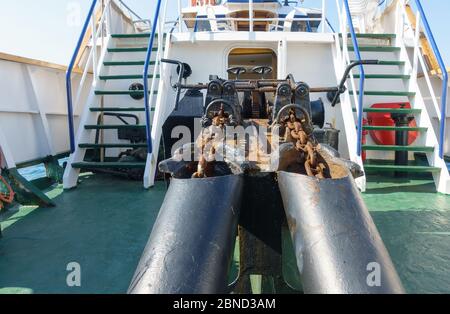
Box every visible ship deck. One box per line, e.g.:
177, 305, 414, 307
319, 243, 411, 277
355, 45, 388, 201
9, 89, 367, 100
0, 172, 449, 294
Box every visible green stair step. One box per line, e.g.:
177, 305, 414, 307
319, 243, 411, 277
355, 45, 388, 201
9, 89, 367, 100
362, 126, 427, 132
107, 47, 157, 53
348, 46, 401, 52
351, 60, 405, 66
104, 61, 153, 66
111, 33, 166, 39
362, 145, 434, 152
340, 33, 396, 39
352, 108, 422, 114
350, 74, 410, 79
84, 124, 146, 130
72, 162, 146, 169
90, 107, 152, 112
349, 90, 415, 97
99, 74, 160, 80
95, 90, 158, 96
79, 143, 147, 149
363, 164, 441, 173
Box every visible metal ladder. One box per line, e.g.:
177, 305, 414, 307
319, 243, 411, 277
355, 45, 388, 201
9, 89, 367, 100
63, 0, 166, 189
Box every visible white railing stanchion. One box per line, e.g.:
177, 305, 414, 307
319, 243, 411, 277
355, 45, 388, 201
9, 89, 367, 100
322, 0, 326, 33
411, 10, 421, 88
91, 13, 98, 80
178, 0, 183, 33
249, 0, 254, 32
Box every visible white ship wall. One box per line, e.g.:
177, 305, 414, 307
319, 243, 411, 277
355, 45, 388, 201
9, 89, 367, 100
158, 33, 344, 154
0, 56, 91, 167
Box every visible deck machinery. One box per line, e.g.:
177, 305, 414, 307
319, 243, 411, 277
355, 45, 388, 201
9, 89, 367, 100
128, 62, 405, 294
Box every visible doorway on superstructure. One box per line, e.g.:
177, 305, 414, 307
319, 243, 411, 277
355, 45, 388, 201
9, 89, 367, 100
228, 48, 277, 119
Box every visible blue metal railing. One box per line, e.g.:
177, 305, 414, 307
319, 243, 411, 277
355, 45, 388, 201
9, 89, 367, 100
414, 0, 448, 159
343, 0, 365, 157
143, 0, 163, 154
326, 18, 336, 33
66, 0, 98, 153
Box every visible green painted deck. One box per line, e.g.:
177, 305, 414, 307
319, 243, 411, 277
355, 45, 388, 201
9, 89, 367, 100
0, 173, 166, 294
363, 175, 450, 294
0, 173, 449, 294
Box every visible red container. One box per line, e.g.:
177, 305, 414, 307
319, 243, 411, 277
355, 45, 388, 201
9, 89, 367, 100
367, 102, 418, 146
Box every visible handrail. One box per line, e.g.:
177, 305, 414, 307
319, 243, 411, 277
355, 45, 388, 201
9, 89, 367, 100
66, 0, 98, 153
178, 0, 330, 33
343, 0, 366, 157
414, 0, 448, 159
143, 0, 164, 154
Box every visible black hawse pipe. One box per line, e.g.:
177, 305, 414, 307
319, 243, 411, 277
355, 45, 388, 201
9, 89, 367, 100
128, 175, 243, 294
278, 169, 405, 294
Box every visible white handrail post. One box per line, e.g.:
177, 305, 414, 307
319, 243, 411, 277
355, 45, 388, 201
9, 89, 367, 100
395, 0, 403, 41
107, 0, 112, 35
249, 0, 254, 32
322, 0, 326, 33
91, 7, 98, 80
178, 0, 183, 32
411, 10, 421, 88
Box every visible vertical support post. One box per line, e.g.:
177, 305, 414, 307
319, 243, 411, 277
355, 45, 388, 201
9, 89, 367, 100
411, 11, 420, 89
343, 0, 365, 157
91, 13, 98, 80
178, 0, 183, 32
143, 0, 163, 155
0, 127, 16, 169
106, 0, 112, 35
249, 0, 254, 32
101, 0, 105, 54
277, 39, 287, 79
321, 0, 326, 33
24, 66, 55, 156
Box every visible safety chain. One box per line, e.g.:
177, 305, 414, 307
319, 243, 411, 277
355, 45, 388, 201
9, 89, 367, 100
281, 108, 328, 179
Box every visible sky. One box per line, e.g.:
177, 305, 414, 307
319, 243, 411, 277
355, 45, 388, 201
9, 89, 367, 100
0, 0, 448, 66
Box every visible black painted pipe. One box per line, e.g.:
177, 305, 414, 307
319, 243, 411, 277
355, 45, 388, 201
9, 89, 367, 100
392, 110, 415, 178
128, 175, 243, 294
278, 167, 405, 294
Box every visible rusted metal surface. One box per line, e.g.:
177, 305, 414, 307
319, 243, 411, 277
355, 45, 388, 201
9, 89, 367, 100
276, 105, 330, 179
193, 103, 234, 178
179, 83, 338, 94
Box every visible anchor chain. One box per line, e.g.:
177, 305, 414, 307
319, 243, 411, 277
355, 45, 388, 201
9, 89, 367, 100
281, 108, 328, 179
193, 105, 230, 178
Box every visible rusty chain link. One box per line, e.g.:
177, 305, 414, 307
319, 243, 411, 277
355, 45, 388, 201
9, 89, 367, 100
281, 108, 328, 179
192, 104, 329, 179
193, 105, 230, 178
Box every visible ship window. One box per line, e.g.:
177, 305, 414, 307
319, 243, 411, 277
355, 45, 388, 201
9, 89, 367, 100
228, 48, 277, 80
229, 10, 276, 32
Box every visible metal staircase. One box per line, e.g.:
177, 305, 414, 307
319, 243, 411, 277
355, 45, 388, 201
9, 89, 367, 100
336, 0, 449, 194
345, 34, 437, 169
63, 0, 167, 189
